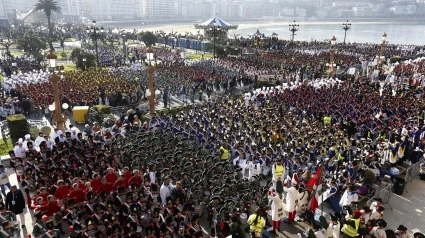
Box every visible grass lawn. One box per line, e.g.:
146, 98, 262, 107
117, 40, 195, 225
0, 138, 13, 156
65, 38, 77, 42
11, 51, 25, 57
63, 64, 77, 71
186, 53, 213, 60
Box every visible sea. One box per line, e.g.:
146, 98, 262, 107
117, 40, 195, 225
229, 22, 425, 46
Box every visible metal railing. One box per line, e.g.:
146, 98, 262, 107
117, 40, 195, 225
0, 120, 10, 138
405, 160, 422, 183
27, 120, 47, 129
366, 183, 392, 210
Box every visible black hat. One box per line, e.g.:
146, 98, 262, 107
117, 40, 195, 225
86, 191, 95, 200
68, 198, 76, 206
129, 221, 137, 232
397, 225, 408, 231
107, 213, 116, 223
77, 211, 86, 218
191, 214, 199, 223
130, 204, 138, 213
330, 213, 338, 221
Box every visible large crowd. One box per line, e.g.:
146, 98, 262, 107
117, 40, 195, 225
0, 39, 425, 238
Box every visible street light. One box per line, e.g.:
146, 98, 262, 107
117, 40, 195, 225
342, 20, 352, 44
379, 32, 389, 69
209, 22, 221, 58
86, 20, 104, 67
289, 20, 299, 43
143, 47, 156, 115
46, 50, 66, 131
328, 36, 337, 78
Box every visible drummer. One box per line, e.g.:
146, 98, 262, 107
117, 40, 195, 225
8, 151, 24, 183
0, 165, 11, 198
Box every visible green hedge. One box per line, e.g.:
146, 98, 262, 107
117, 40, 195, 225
7, 114, 29, 144
93, 105, 111, 114
29, 126, 39, 140
390, 56, 401, 63
157, 106, 188, 117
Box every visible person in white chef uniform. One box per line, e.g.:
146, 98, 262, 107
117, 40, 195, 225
267, 180, 286, 234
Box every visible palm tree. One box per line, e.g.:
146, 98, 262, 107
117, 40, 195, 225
35, 0, 61, 50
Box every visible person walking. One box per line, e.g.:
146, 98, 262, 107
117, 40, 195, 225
268, 182, 286, 234
5, 185, 26, 229
247, 208, 265, 238
0, 165, 11, 200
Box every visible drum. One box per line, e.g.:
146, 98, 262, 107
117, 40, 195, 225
240, 213, 247, 225
194, 205, 202, 216
15, 165, 24, 176
262, 166, 270, 176
249, 204, 258, 214
140, 213, 150, 226
136, 226, 143, 233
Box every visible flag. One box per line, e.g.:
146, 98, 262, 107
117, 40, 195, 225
306, 165, 324, 212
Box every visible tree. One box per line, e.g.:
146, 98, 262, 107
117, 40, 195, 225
70, 48, 96, 71
35, 0, 61, 50
138, 31, 157, 46
16, 31, 47, 60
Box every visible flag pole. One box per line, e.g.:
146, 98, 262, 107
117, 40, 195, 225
321, 185, 324, 216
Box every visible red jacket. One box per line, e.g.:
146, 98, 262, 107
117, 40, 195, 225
45, 201, 62, 216
124, 171, 132, 182
113, 179, 128, 190
68, 189, 86, 203
105, 173, 118, 184
54, 186, 70, 200
128, 176, 142, 186
97, 183, 113, 194
91, 179, 102, 193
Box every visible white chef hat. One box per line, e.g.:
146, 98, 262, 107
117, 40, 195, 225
18, 138, 23, 144
25, 134, 30, 140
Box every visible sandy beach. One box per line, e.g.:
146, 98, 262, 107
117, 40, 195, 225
123, 21, 423, 34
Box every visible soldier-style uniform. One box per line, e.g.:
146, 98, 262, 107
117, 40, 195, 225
0, 221, 20, 238
63, 198, 78, 226
219, 184, 232, 198
107, 223, 122, 238
206, 196, 222, 226
0, 203, 16, 225
83, 217, 98, 238
84, 191, 97, 215
92, 203, 106, 234
72, 211, 87, 237
32, 212, 47, 238
180, 172, 191, 188
131, 155, 142, 170
8, 151, 25, 182
162, 198, 177, 219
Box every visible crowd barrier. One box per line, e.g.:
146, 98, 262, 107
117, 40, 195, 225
366, 183, 392, 210
405, 160, 422, 183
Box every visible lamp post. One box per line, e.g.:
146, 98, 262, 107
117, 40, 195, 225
342, 20, 351, 44
289, 20, 299, 43
209, 22, 221, 59
379, 32, 388, 69
327, 36, 337, 78
122, 34, 128, 63
144, 47, 156, 115
86, 20, 104, 67
46, 51, 66, 131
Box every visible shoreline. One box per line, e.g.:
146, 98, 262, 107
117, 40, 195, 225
123, 20, 425, 33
